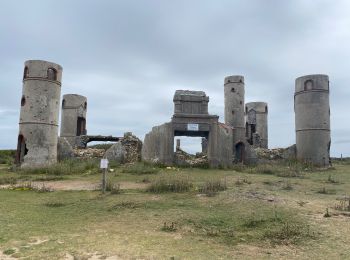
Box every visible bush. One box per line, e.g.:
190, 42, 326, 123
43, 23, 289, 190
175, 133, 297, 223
264, 222, 314, 244
105, 181, 121, 194
16, 159, 99, 176
122, 162, 160, 175
147, 174, 193, 193
0, 150, 16, 165
198, 179, 227, 196
0, 176, 17, 185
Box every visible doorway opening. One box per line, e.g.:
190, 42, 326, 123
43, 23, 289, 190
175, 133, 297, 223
16, 134, 28, 165
77, 117, 86, 136
235, 142, 245, 163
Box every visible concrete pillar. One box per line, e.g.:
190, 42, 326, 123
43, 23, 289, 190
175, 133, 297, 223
16, 60, 62, 168
245, 102, 268, 148
60, 94, 87, 147
224, 75, 245, 144
176, 139, 181, 151
295, 74, 331, 166
201, 137, 208, 154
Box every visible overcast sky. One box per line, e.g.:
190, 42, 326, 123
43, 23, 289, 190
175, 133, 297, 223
0, 0, 349, 156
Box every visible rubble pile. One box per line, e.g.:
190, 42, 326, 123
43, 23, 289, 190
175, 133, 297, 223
104, 132, 142, 164
174, 148, 208, 167
73, 148, 105, 158
255, 145, 296, 161
120, 132, 143, 163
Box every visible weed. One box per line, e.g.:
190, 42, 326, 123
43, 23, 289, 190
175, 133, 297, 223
232, 164, 247, 172
147, 174, 193, 193
334, 197, 350, 211
235, 177, 251, 186
198, 179, 227, 196
110, 201, 140, 210
122, 162, 160, 175
45, 202, 65, 207
105, 181, 121, 194
317, 187, 336, 195
296, 201, 308, 207
3, 248, 16, 255
161, 222, 177, 232
16, 159, 100, 176
0, 176, 17, 185
282, 180, 293, 190
255, 165, 276, 175
264, 222, 314, 245
327, 174, 339, 184
324, 208, 331, 218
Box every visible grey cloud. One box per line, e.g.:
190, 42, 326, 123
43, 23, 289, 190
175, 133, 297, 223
0, 0, 349, 156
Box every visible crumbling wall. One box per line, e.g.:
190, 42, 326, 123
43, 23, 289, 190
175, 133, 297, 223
214, 123, 234, 168
57, 137, 74, 161
142, 123, 173, 165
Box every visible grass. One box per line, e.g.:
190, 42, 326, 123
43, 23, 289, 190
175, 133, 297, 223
0, 158, 350, 258
198, 178, 227, 196
121, 162, 160, 175
147, 174, 193, 193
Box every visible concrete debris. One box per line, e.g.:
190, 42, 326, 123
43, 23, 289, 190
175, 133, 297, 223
255, 145, 296, 161
174, 148, 208, 167
73, 148, 105, 158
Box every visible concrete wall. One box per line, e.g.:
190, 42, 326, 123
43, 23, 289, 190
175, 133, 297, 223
224, 75, 245, 144
16, 60, 62, 168
245, 102, 268, 148
60, 94, 87, 147
214, 123, 234, 168
295, 74, 331, 166
142, 123, 174, 165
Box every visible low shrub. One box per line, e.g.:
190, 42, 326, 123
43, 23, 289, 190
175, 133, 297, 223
105, 181, 121, 194
161, 222, 177, 232
198, 179, 227, 196
147, 174, 193, 193
16, 159, 99, 176
264, 221, 314, 244
0, 150, 16, 165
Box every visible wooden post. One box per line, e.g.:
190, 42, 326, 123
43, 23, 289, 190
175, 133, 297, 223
100, 158, 109, 194
102, 167, 107, 194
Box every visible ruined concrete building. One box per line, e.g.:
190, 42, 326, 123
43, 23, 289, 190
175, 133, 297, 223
245, 102, 268, 148
16, 60, 63, 167
142, 90, 234, 167
60, 94, 87, 147
295, 74, 331, 166
14, 58, 331, 168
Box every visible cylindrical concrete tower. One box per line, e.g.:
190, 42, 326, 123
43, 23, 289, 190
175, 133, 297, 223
245, 102, 268, 148
224, 75, 245, 143
16, 60, 63, 167
60, 94, 87, 146
295, 74, 331, 166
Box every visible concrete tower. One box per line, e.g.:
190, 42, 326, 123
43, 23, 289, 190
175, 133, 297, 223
16, 60, 62, 168
245, 102, 268, 148
224, 75, 245, 162
60, 94, 87, 146
295, 74, 331, 166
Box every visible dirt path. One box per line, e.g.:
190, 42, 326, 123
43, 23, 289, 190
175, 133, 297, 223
1, 180, 149, 191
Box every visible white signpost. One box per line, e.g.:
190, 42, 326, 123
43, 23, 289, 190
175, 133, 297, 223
187, 123, 199, 131
100, 158, 109, 193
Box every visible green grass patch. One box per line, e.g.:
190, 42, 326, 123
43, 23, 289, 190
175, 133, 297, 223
147, 174, 193, 193
122, 162, 160, 175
